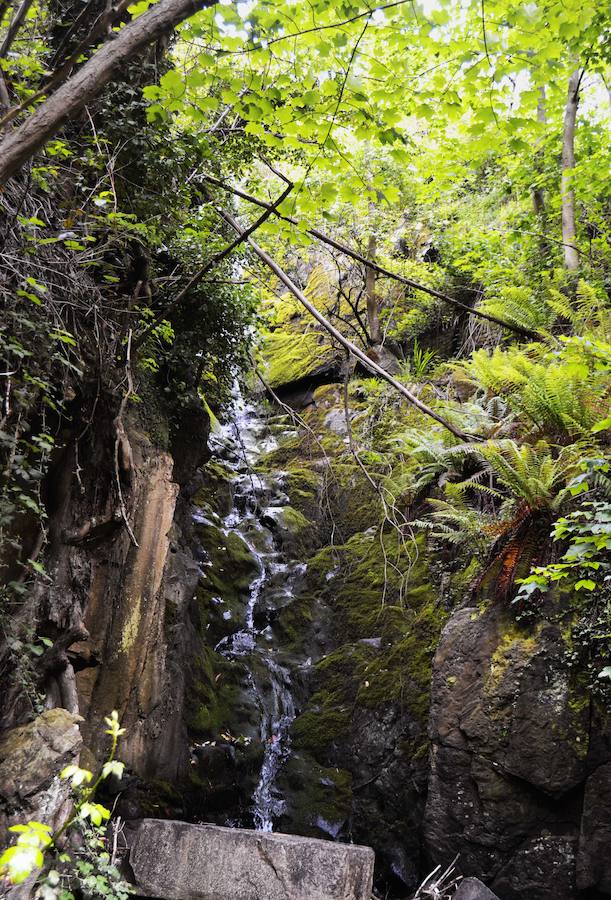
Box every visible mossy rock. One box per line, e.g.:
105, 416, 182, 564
186, 644, 260, 741
193, 460, 235, 517
281, 466, 320, 519
261, 329, 339, 390
278, 753, 353, 839
288, 530, 444, 767
194, 523, 260, 638
256, 436, 307, 472
262, 504, 314, 559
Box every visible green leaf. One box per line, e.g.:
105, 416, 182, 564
60, 765, 93, 787
102, 760, 125, 780
574, 579, 596, 591
0, 844, 44, 884
79, 802, 110, 826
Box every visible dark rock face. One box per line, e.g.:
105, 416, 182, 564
424, 600, 610, 899
577, 762, 611, 894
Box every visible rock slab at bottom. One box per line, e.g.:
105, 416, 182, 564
129, 818, 375, 900
454, 878, 501, 900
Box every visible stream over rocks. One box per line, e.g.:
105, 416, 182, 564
190, 390, 305, 831
182, 383, 436, 898
177, 380, 611, 900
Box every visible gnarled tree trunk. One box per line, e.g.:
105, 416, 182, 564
0, 0, 217, 185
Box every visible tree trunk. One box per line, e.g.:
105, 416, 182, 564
0, 0, 217, 185
365, 233, 381, 345
531, 86, 546, 218
561, 68, 581, 271
0, 0, 35, 58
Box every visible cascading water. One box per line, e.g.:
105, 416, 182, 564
200, 388, 303, 831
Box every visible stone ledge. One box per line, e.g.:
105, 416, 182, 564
129, 818, 375, 900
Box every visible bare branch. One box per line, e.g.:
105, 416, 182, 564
201, 173, 541, 340
217, 204, 477, 441
0, 0, 219, 184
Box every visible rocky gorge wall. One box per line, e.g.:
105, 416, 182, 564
2, 349, 611, 900
175, 371, 611, 899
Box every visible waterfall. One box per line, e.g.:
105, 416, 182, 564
202, 388, 302, 831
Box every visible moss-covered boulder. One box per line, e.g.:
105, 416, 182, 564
278, 754, 353, 839
261, 330, 341, 391
424, 595, 598, 900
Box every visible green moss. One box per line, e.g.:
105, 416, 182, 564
279, 755, 352, 835
486, 619, 539, 689
257, 437, 305, 471
262, 330, 336, 389
275, 594, 315, 653
186, 644, 259, 739
193, 460, 235, 517
279, 506, 310, 532
196, 524, 259, 604
292, 707, 352, 754
290, 530, 444, 764
282, 467, 320, 519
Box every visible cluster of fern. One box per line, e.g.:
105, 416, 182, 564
399, 332, 610, 603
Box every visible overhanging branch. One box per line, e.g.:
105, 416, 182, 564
202, 173, 541, 341
216, 204, 477, 442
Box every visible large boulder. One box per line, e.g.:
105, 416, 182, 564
454, 877, 501, 900
424, 603, 588, 899
129, 819, 374, 900
0, 708, 82, 841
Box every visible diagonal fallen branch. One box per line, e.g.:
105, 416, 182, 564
202, 173, 541, 341
132, 178, 293, 350
216, 204, 476, 441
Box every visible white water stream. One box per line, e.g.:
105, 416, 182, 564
205, 390, 302, 831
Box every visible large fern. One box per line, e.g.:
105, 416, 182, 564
465, 346, 605, 440
479, 274, 610, 338
480, 285, 552, 334
477, 439, 584, 513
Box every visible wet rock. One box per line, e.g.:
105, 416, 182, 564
188, 739, 264, 820
0, 708, 82, 840
260, 505, 311, 556
129, 819, 375, 900
577, 762, 611, 894
454, 877, 500, 900
425, 602, 589, 898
